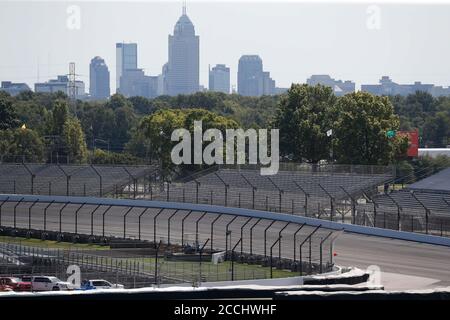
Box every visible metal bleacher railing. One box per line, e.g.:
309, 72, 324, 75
0, 163, 159, 198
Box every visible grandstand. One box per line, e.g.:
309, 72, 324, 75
154, 164, 394, 219
0, 163, 158, 197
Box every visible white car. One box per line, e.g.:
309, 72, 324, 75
31, 276, 75, 292
81, 279, 124, 290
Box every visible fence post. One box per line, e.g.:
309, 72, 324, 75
239, 217, 252, 256
90, 204, 101, 236
278, 222, 290, 262
411, 191, 430, 234
225, 216, 238, 257
138, 207, 150, 241
270, 237, 281, 279
264, 220, 276, 259
319, 232, 333, 274
230, 238, 242, 281
293, 181, 308, 216
298, 225, 321, 276
153, 208, 165, 245
293, 223, 306, 263
122, 207, 134, 239
28, 199, 39, 231
167, 209, 180, 246
0, 197, 10, 227
90, 165, 102, 197
13, 197, 24, 229
101, 205, 113, 238
59, 202, 70, 234
154, 240, 161, 285
210, 214, 222, 252
195, 212, 208, 248
198, 238, 210, 285
21, 163, 35, 195
74, 203, 86, 235
249, 218, 261, 256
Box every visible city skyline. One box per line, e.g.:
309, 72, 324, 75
1, 2, 450, 93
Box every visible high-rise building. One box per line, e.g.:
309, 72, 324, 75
307, 75, 355, 96
0, 81, 31, 96
209, 64, 230, 94
167, 5, 199, 95
238, 55, 263, 96
237, 55, 275, 96
89, 56, 110, 100
116, 42, 137, 93
35, 75, 86, 99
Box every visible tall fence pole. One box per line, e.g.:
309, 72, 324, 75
101, 205, 113, 238
195, 211, 208, 248
293, 181, 308, 216
270, 236, 281, 279
225, 216, 238, 257
90, 204, 102, 236
74, 203, 86, 235
180, 210, 193, 247
298, 225, 321, 276
0, 197, 10, 227
27, 199, 39, 231
90, 165, 102, 197
293, 223, 306, 263
210, 214, 222, 252
122, 207, 134, 238
230, 238, 242, 281
138, 207, 150, 240
43, 200, 55, 233
319, 232, 333, 274
13, 197, 24, 229
59, 202, 70, 234
153, 208, 165, 245
249, 218, 262, 256
167, 209, 180, 246
264, 220, 276, 259
239, 217, 253, 256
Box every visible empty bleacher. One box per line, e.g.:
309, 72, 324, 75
0, 163, 158, 197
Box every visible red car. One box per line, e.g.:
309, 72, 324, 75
0, 277, 32, 292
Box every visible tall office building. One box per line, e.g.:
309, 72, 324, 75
116, 42, 137, 93
167, 5, 199, 95
89, 56, 110, 100
238, 55, 275, 96
209, 64, 230, 94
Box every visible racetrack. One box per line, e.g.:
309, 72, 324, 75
0, 199, 449, 290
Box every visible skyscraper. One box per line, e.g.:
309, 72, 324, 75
209, 64, 230, 94
238, 55, 263, 96
89, 56, 110, 100
167, 5, 199, 95
116, 42, 137, 93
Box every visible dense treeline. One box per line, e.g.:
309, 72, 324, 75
1, 88, 450, 175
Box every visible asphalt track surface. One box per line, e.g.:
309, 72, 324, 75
1, 201, 449, 289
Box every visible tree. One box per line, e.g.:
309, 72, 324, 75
272, 84, 336, 163
0, 128, 45, 162
332, 92, 403, 165
139, 108, 239, 171
63, 117, 88, 163
0, 94, 20, 130
52, 99, 69, 135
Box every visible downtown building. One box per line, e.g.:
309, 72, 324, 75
89, 56, 110, 100
0, 81, 31, 96
116, 42, 158, 98
166, 6, 200, 95
35, 75, 86, 99
361, 76, 450, 97
306, 75, 355, 96
237, 55, 275, 96
209, 64, 230, 94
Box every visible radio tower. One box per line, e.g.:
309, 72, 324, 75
68, 62, 77, 116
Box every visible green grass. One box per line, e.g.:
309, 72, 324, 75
134, 257, 296, 282
0, 236, 110, 250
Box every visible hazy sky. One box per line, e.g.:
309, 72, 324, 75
1, 1, 450, 92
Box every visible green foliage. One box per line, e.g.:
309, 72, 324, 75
62, 117, 88, 163
332, 92, 401, 165
0, 93, 20, 130
91, 149, 144, 165
139, 108, 239, 170
0, 128, 45, 162
52, 99, 69, 135
273, 84, 336, 163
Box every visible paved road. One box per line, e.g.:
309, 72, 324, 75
1, 201, 449, 289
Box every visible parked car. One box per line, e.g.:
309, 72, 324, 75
0, 280, 13, 292
80, 279, 124, 290
31, 276, 75, 291
0, 277, 31, 292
